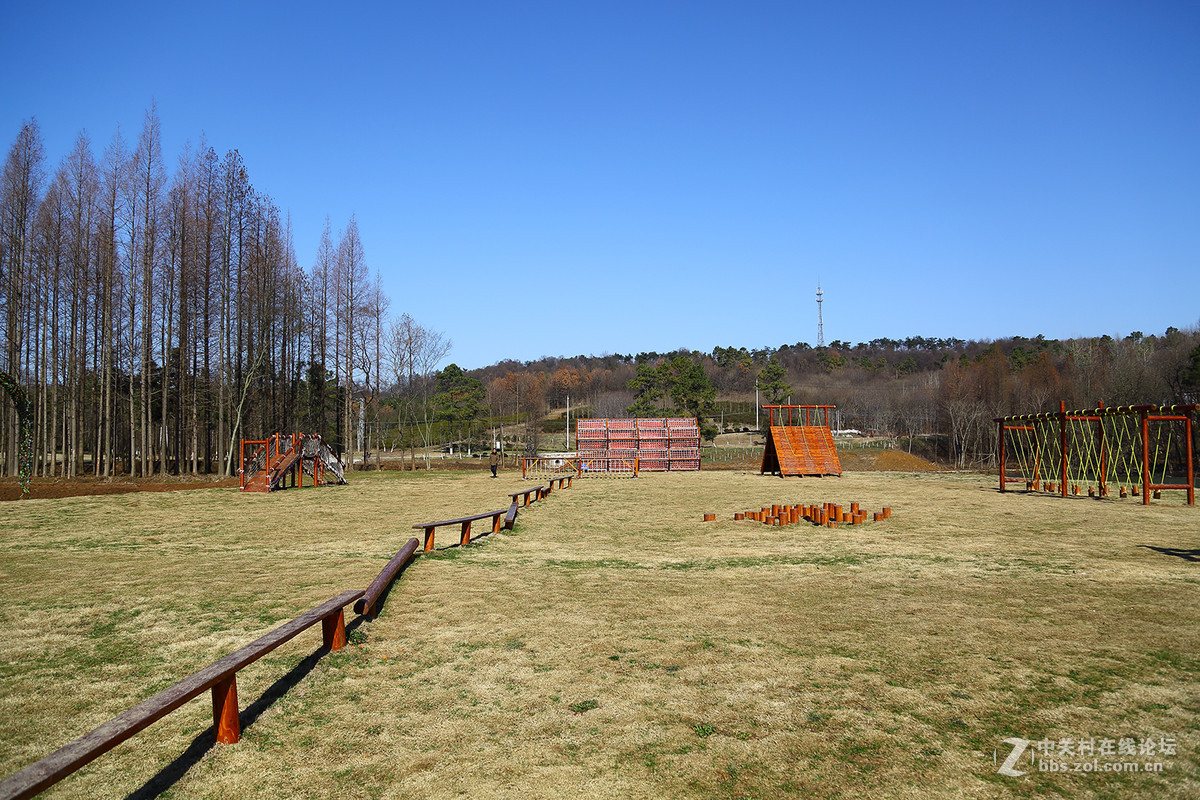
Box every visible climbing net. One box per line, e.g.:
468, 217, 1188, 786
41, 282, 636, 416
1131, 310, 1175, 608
996, 403, 1195, 505
300, 434, 346, 484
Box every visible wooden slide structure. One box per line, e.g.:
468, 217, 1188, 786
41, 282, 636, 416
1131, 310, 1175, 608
240, 433, 346, 492
759, 405, 842, 477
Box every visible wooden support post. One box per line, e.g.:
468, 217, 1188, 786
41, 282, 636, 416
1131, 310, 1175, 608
460, 520, 472, 547
423, 526, 436, 552
998, 419, 1006, 492
492, 513, 503, 533
322, 608, 347, 651
1142, 410, 1151, 505
211, 674, 240, 744
1060, 401, 1068, 498
1097, 401, 1106, 497
1187, 414, 1195, 506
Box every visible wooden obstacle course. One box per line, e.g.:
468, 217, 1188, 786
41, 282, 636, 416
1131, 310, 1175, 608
995, 402, 1195, 506
240, 432, 346, 493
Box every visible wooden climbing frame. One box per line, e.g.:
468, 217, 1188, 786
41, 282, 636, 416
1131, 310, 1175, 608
995, 401, 1195, 505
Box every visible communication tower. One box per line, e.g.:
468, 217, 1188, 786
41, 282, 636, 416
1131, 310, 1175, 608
816, 283, 824, 348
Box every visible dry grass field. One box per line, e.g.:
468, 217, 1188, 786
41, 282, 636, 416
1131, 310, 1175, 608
0, 467, 1197, 799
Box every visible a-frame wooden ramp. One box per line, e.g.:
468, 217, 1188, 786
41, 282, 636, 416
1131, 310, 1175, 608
760, 426, 842, 477
761, 426, 842, 476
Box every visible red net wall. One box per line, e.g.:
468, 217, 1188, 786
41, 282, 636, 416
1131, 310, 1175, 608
573, 417, 701, 471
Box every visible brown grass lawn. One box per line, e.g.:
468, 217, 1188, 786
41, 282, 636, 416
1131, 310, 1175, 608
0, 468, 1197, 799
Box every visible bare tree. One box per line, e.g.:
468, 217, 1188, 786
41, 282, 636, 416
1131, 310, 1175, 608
130, 104, 165, 475
0, 118, 45, 475
387, 313, 449, 468
334, 215, 367, 462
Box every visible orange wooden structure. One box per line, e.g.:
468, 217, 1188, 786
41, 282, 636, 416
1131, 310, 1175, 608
760, 405, 842, 477
239, 433, 346, 492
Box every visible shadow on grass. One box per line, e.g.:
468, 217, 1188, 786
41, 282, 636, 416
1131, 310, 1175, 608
1137, 545, 1200, 562
123, 645, 330, 800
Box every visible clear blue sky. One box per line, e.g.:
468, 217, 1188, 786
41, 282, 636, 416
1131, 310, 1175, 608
4, 1, 1198, 369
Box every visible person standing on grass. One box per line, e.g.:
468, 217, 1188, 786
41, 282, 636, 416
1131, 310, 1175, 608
489, 448, 500, 478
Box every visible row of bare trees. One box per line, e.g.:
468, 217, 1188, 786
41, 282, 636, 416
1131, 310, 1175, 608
0, 111, 451, 478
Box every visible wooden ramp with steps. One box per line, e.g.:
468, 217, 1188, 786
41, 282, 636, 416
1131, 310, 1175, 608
761, 426, 842, 477
242, 445, 301, 492
240, 433, 345, 493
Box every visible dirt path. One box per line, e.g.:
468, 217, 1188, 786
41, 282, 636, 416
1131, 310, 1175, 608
0, 475, 239, 501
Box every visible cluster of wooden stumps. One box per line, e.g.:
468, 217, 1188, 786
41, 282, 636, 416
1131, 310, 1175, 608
702, 502, 892, 527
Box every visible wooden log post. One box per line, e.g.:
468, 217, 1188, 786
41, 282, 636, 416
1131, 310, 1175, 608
322, 608, 348, 651
1141, 409, 1151, 505
355, 538, 420, 616
211, 675, 240, 744
1060, 401, 1069, 498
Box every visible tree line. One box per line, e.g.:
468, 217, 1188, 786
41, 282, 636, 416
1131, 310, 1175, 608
0, 110, 452, 479
457, 328, 1200, 468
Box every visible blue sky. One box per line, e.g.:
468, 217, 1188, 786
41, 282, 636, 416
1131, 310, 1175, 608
3, 1, 1198, 369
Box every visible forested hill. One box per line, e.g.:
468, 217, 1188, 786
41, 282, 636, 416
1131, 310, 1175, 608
465, 327, 1200, 467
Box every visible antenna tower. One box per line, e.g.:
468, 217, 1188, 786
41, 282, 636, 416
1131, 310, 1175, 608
816, 283, 824, 348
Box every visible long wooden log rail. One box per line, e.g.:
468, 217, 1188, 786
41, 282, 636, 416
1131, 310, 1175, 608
355, 537, 420, 616
0, 591, 362, 800
0, 475, 576, 799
